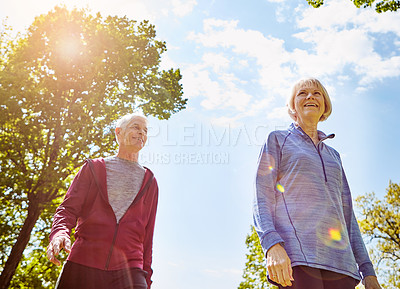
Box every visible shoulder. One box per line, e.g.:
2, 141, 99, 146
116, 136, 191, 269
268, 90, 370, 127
143, 166, 156, 182
143, 167, 159, 198
90, 157, 105, 165
265, 129, 291, 145
324, 144, 341, 159
83, 157, 106, 178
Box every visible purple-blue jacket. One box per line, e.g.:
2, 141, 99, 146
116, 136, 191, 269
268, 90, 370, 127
253, 123, 376, 282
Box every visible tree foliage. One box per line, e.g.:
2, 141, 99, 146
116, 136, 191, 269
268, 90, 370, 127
307, 0, 400, 12
355, 181, 400, 288
0, 6, 186, 288
238, 226, 277, 289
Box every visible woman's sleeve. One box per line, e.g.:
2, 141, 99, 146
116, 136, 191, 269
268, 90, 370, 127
49, 161, 92, 242
143, 179, 159, 289
253, 132, 284, 255
340, 165, 376, 279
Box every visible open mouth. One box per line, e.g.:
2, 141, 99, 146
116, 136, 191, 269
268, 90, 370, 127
304, 103, 318, 107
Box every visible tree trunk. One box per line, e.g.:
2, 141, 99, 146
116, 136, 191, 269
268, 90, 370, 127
0, 202, 42, 289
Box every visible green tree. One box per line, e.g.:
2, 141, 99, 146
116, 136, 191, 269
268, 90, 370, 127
0, 6, 186, 288
238, 226, 277, 289
307, 0, 400, 13
355, 181, 400, 288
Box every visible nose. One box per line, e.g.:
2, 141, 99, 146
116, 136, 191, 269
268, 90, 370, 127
139, 128, 147, 136
306, 92, 314, 99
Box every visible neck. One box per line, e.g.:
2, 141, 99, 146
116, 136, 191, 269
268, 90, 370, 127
117, 147, 140, 162
296, 119, 319, 144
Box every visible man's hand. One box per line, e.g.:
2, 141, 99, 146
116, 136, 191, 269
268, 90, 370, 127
266, 243, 294, 287
46, 236, 71, 266
363, 275, 382, 289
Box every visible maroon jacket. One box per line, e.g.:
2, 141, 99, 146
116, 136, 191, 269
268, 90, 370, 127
49, 158, 158, 288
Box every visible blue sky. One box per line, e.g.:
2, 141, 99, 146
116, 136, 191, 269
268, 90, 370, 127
1, 0, 400, 288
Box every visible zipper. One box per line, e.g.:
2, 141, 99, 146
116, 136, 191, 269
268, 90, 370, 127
297, 128, 334, 183
102, 172, 154, 270
105, 223, 119, 270
316, 143, 328, 182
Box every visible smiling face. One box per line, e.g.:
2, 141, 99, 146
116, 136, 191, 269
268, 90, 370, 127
287, 78, 332, 123
116, 116, 148, 152
293, 84, 326, 124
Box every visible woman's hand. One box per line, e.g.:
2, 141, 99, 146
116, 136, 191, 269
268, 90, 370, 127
363, 275, 382, 289
266, 243, 294, 287
46, 236, 71, 266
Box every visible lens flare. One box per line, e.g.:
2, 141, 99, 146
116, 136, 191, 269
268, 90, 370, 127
258, 153, 275, 176
316, 220, 348, 250
276, 183, 285, 193
329, 228, 342, 241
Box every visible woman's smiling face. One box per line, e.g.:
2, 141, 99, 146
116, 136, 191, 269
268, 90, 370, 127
294, 84, 325, 123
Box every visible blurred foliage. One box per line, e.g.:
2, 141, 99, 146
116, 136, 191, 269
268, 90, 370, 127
307, 0, 400, 12
355, 181, 400, 288
238, 226, 277, 289
0, 5, 186, 288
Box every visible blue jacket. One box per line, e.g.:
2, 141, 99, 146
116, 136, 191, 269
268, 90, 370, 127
253, 123, 375, 281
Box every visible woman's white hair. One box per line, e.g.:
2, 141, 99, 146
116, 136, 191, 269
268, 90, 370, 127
287, 77, 332, 122
114, 113, 147, 144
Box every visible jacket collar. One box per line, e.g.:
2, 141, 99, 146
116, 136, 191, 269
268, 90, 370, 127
288, 123, 335, 144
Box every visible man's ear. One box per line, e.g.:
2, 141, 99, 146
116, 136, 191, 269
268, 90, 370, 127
115, 127, 123, 142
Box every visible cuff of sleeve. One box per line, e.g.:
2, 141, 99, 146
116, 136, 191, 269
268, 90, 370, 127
49, 230, 70, 242
144, 267, 153, 289
260, 231, 284, 255
359, 262, 376, 279
146, 279, 152, 289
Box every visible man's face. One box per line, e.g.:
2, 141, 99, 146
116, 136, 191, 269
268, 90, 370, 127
117, 117, 148, 152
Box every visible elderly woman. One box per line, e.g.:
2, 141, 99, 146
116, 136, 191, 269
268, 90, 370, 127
47, 113, 158, 289
253, 78, 382, 289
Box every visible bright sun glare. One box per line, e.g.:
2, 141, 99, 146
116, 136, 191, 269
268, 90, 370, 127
56, 35, 82, 60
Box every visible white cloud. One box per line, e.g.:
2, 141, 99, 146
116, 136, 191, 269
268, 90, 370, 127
296, 0, 359, 31
291, 29, 375, 77
183, 0, 400, 126
182, 61, 252, 112
297, 0, 400, 36
294, 0, 400, 85
185, 19, 295, 126
202, 52, 230, 73
171, 0, 197, 17
267, 106, 289, 120
357, 56, 400, 84
160, 53, 179, 71
188, 18, 294, 96
210, 115, 243, 128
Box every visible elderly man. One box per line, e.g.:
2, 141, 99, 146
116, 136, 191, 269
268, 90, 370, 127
47, 113, 158, 289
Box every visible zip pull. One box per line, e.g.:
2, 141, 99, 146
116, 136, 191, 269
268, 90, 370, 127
316, 134, 335, 183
